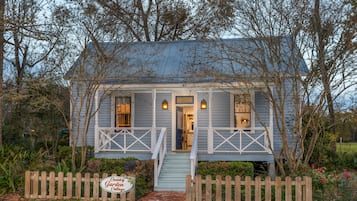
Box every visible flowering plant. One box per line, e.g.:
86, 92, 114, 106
310, 163, 356, 200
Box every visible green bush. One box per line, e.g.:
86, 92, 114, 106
0, 145, 46, 195
197, 161, 254, 178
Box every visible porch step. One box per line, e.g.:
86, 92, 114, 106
154, 153, 191, 192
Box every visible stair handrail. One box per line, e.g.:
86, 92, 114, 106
190, 127, 199, 179
151, 127, 167, 187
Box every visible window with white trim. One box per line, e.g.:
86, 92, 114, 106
115, 97, 131, 127
234, 94, 251, 128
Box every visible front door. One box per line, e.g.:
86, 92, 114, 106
176, 106, 194, 151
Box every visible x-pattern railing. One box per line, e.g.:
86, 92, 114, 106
96, 127, 152, 153
212, 128, 269, 154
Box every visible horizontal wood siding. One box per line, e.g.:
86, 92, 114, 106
212, 92, 230, 127
156, 93, 172, 151
134, 93, 152, 127
212, 92, 231, 151
127, 93, 152, 150
98, 94, 111, 127
282, 79, 298, 151
255, 91, 269, 127
71, 82, 95, 146
197, 92, 209, 151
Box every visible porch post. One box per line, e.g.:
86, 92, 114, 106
208, 88, 213, 154
94, 88, 99, 153
151, 88, 157, 152
268, 86, 274, 153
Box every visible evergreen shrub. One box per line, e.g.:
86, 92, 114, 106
197, 161, 254, 178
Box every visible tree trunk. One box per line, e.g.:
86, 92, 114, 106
314, 0, 336, 134
0, 0, 4, 147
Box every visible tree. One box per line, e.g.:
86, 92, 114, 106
50, 2, 129, 170
92, 0, 236, 41
0, 0, 4, 147
310, 0, 357, 134
2, 0, 62, 142
52, 0, 238, 170
199, 0, 356, 175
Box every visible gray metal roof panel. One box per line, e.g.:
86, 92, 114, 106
66, 37, 309, 84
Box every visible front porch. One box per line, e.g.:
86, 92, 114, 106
94, 126, 273, 158
94, 126, 274, 191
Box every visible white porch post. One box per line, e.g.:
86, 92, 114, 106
94, 88, 99, 153
151, 89, 157, 152
268, 87, 274, 154
208, 88, 213, 154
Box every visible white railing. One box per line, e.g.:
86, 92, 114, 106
192, 127, 272, 154
208, 127, 271, 154
95, 127, 159, 153
151, 128, 167, 187
190, 128, 199, 179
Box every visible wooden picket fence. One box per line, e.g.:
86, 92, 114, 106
24, 171, 135, 201
186, 175, 312, 201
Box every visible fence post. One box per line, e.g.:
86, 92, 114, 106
102, 173, 108, 201
206, 175, 212, 201
84, 173, 90, 199
245, 176, 251, 201
40, 171, 46, 199
49, 172, 55, 199
195, 175, 202, 201
216, 175, 222, 201
255, 176, 261, 201
286, 176, 292, 201
186, 175, 192, 201
265, 176, 271, 201
295, 177, 302, 201
31, 171, 38, 199
66, 172, 73, 199
235, 176, 241, 201
75, 173, 82, 199
304, 176, 312, 201
58, 172, 64, 199
226, 176, 232, 201
24, 171, 31, 199
276, 177, 282, 201
93, 173, 99, 199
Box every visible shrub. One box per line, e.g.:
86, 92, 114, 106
197, 161, 254, 178
309, 164, 357, 200
0, 145, 46, 195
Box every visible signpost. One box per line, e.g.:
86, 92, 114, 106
100, 176, 135, 194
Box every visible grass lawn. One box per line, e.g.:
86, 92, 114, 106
337, 142, 357, 153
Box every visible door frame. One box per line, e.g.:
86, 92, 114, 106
171, 90, 197, 151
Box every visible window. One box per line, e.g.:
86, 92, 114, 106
234, 94, 251, 128
176, 96, 194, 104
115, 97, 131, 127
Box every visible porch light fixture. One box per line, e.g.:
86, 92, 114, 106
162, 99, 168, 110
241, 118, 249, 124
200, 99, 207, 109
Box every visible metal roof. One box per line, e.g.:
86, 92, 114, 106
65, 37, 309, 84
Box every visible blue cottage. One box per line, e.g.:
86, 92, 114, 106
66, 37, 308, 191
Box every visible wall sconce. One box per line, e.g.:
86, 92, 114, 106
162, 99, 168, 110
241, 118, 249, 124
200, 99, 207, 109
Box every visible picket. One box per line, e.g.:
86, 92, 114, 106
186, 175, 313, 201
25, 171, 135, 201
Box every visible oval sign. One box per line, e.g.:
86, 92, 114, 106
100, 176, 135, 193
